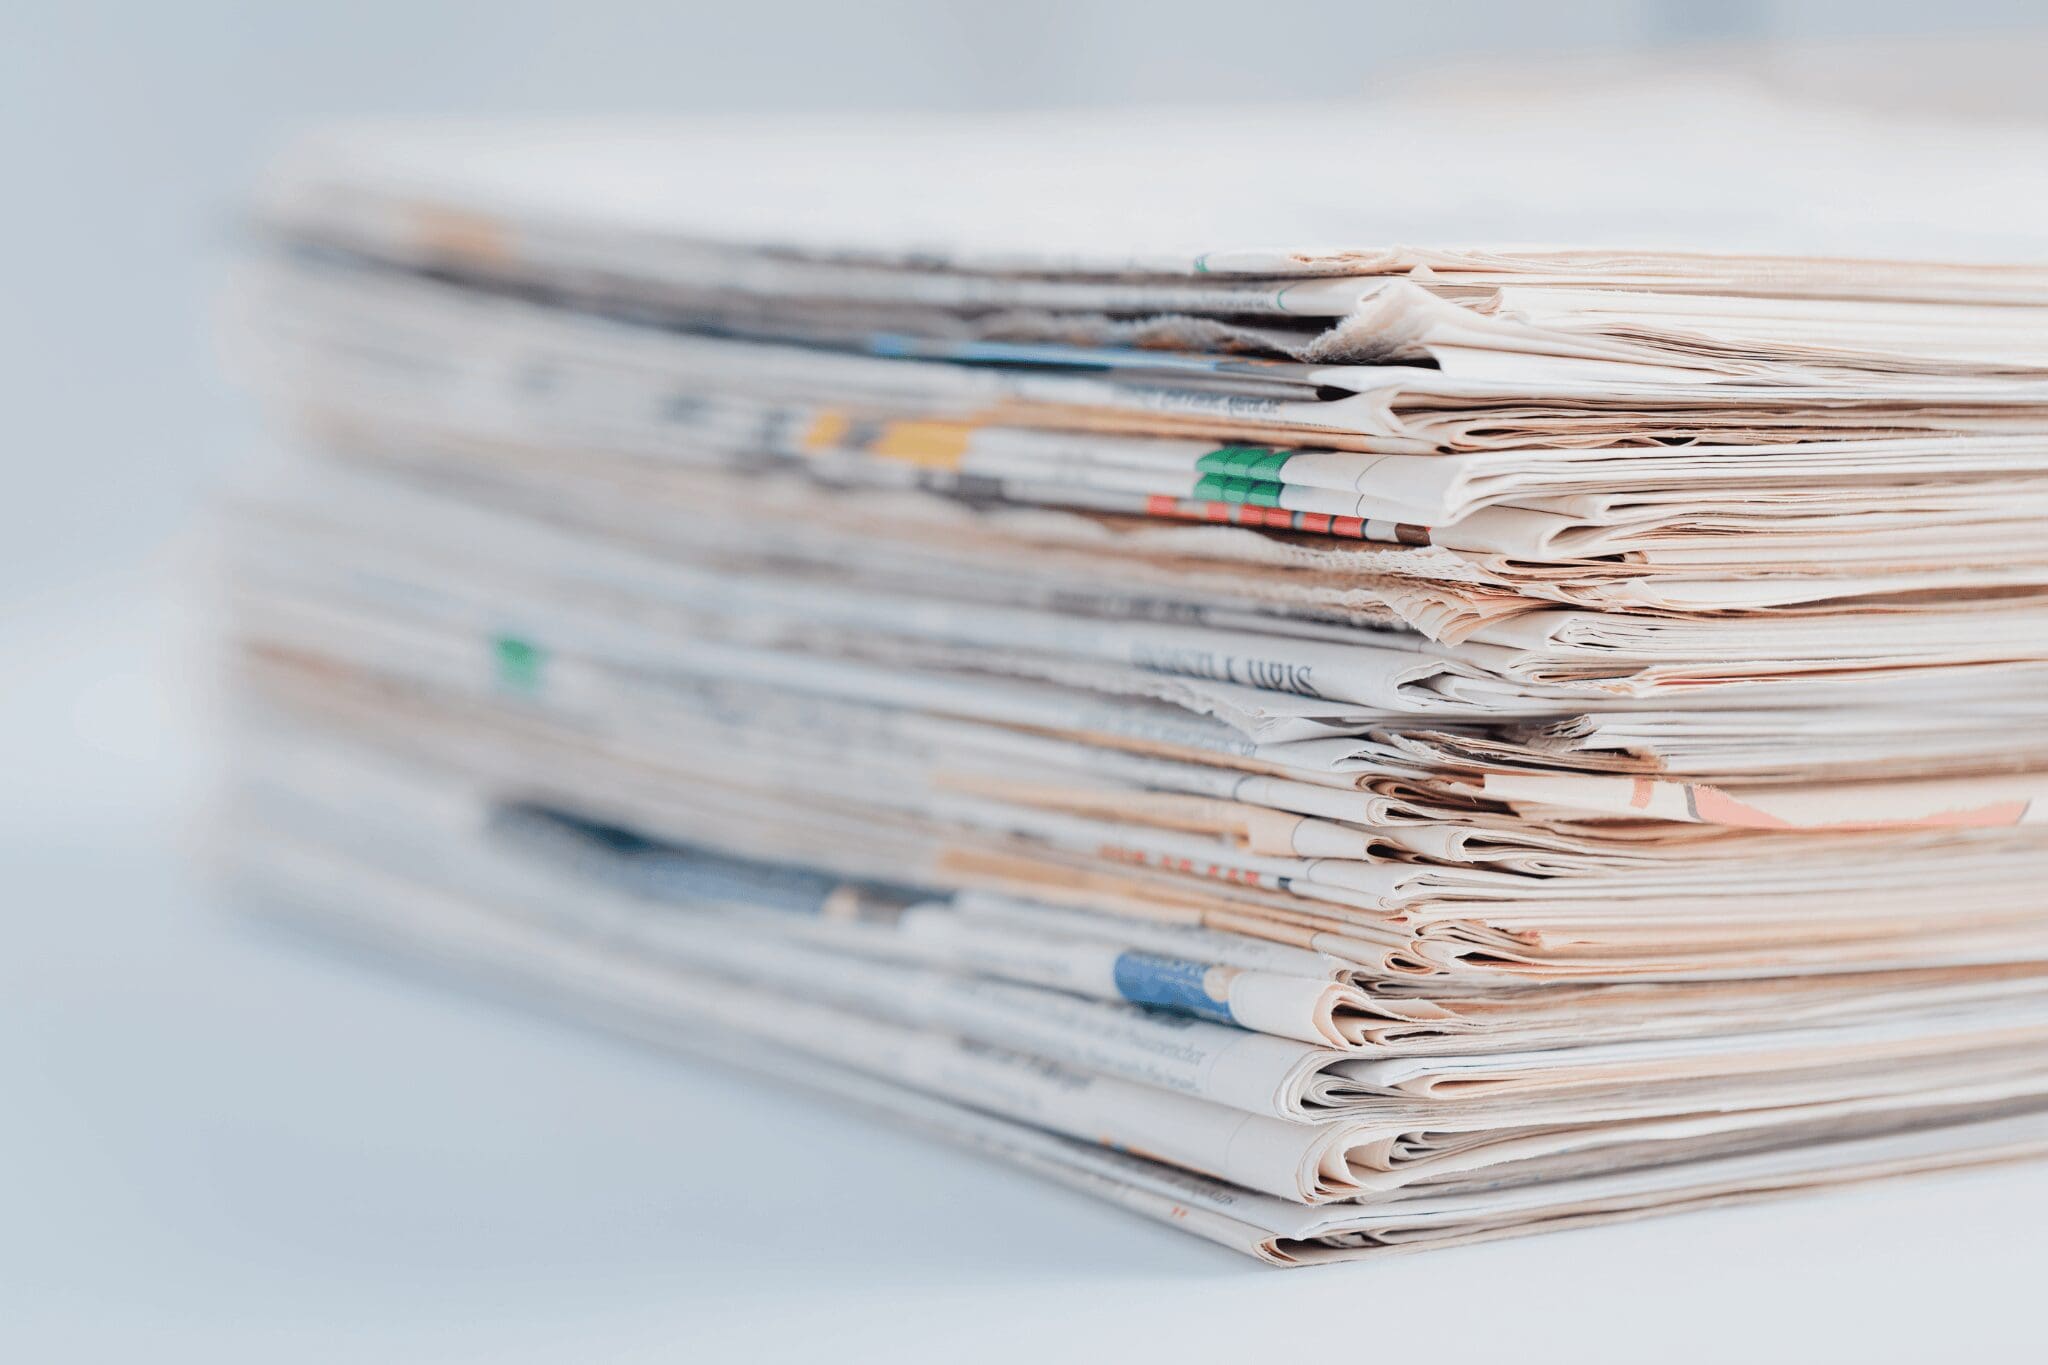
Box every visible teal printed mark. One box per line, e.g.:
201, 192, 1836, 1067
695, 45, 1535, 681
1192, 473, 1284, 507
1196, 446, 1293, 480
1112, 952, 1236, 1023
492, 634, 545, 693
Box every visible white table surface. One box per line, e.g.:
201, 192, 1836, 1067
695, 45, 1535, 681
7, 572, 2047, 1363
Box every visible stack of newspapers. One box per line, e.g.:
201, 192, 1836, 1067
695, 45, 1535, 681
219, 108, 2048, 1265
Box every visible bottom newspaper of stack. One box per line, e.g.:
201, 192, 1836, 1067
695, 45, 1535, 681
215, 461, 2048, 1267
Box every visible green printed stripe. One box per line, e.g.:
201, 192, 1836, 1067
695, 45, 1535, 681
1196, 446, 1292, 480
493, 633, 546, 693
1192, 473, 1284, 507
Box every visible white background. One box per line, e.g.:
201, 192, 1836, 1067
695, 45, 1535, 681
6, 3, 2048, 1359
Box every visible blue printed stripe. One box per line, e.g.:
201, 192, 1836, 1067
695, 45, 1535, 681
1111, 951, 1236, 1024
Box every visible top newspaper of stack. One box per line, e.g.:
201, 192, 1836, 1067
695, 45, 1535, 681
228, 86, 2048, 991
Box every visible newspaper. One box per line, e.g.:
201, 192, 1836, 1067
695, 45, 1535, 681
215, 98, 2048, 1265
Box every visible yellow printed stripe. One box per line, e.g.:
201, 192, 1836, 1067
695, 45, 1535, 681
802, 410, 853, 453
869, 420, 973, 470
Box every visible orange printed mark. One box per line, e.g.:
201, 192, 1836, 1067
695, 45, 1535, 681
1095, 844, 1270, 886
1908, 798, 2031, 829
801, 410, 853, 452
409, 204, 512, 265
1690, 786, 2032, 831
1332, 516, 1365, 538
1146, 495, 1179, 517
1299, 513, 1333, 534
870, 420, 973, 469
1629, 777, 1655, 810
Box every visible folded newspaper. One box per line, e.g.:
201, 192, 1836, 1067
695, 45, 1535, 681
218, 92, 2048, 1265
